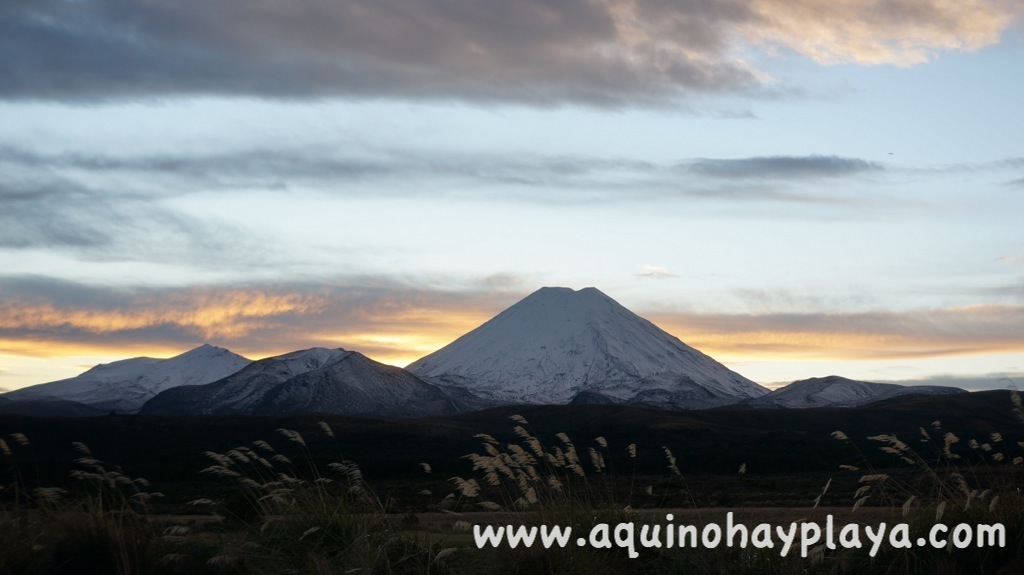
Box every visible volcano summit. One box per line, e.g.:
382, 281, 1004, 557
408, 287, 768, 408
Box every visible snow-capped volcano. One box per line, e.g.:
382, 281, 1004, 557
2, 344, 251, 412
407, 287, 768, 406
740, 375, 967, 408
140, 347, 476, 417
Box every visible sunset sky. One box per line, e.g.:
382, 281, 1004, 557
2, 0, 1023, 392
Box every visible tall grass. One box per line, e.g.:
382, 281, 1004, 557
1, 397, 1023, 574
823, 391, 1024, 573
190, 423, 447, 574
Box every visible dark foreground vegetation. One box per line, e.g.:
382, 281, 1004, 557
2, 390, 1023, 574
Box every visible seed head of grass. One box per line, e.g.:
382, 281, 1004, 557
450, 477, 480, 498
253, 440, 275, 452
901, 495, 916, 518
588, 447, 605, 472
70, 441, 92, 456
474, 433, 498, 444
32, 486, 66, 503
512, 425, 531, 440
662, 446, 680, 475
276, 428, 306, 446
205, 451, 233, 466
435, 547, 459, 562
477, 500, 502, 511
524, 437, 544, 458
943, 432, 961, 459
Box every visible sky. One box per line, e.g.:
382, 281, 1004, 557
1, 0, 1023, 392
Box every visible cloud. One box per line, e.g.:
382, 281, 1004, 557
636, 265, 678, 279
0, 275, 524, 366
687, 155, 882, 179
0, 0, 1018, 104
0, 0, 757, 104
1, 144, 879, 206
650, 305, 1024, 360
997, 255, 1024, 265
0, 176, 272, 274
743, 0, 1019, 66
0, 144, 659, 192
3, 275, 1023, 371
0, 143, 889, 272
881, 373, 1024, 392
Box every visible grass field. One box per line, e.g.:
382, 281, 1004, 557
3, 391, 1024, 573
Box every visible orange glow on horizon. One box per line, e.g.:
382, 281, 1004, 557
0, 290, 322, 340
3, 297, 1023, 392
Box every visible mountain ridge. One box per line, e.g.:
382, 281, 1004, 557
140, 347, 487, 417
2, 344, 251, 412
740, 375, 968, 409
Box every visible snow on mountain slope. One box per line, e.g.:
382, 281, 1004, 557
140, 347, 474, 417
407, 287, 768, 406
3, 345, 250, 412
140, 347, 349, 415
252, 352, 468, 417
741, 375, 967, 408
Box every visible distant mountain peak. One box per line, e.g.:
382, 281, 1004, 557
408, 286, 767, 406
3, 344, 251, 413
140, 346, 477, 418
741, 375, 967, 409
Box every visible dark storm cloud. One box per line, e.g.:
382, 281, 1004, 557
686, 155, 883, 179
